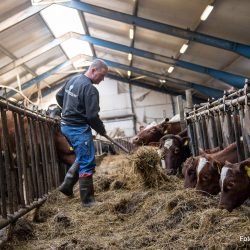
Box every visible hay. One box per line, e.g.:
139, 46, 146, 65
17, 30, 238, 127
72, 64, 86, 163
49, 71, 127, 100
2, 154, 250, 250
132, 146, 169, 188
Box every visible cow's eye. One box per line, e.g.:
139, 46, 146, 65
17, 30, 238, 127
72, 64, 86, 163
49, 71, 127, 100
226, 182, 234, 190
202, 176, 209, 181
174, 148, 180, 154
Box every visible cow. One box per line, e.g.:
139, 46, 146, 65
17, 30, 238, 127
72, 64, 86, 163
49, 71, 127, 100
159, 131, 190, 175
132, 118, 182, 146
47, 104, 62, 120
183, 156, 199, 188
45, 105, 76, 165
183, 142, 241, 192
219, 159, 250, 212
195, 155, 223, 195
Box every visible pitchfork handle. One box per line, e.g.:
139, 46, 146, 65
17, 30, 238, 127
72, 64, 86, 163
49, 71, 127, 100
103, 134, 130, 154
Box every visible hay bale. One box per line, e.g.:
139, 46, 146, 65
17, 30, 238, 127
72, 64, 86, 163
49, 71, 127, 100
132, 146, 169, 188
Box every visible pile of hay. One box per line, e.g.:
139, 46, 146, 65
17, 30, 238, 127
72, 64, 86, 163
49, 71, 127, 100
2, 154, 250, 250
132, 146, 169, 188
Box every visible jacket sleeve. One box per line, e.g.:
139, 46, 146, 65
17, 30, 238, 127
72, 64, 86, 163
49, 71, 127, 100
56, 84, 66, 108
84, 87, 106, 135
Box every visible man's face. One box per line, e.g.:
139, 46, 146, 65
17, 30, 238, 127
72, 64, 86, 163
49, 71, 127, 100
91, 67, 108, 84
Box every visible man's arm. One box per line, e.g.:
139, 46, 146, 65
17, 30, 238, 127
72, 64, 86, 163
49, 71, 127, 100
56, 84, 66, 108
85, 89, 106, 135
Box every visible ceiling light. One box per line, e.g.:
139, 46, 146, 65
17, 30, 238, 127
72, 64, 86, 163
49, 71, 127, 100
200, 5, 214, 21
129, 28, 134, 39
127, 71, 131, 77
159, 79, 166, 83
168, 66, 174, 73
180, 43, 189, 54
128, 53, 133, 61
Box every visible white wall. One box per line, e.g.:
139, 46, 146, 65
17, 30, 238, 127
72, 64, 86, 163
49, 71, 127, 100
38, 77, 180, 137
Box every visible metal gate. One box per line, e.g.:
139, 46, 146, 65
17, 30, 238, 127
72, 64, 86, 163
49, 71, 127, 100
186, 82, 250, 163
0, 99, 60, 230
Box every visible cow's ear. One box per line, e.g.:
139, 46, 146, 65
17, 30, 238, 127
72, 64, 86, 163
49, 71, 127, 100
212, 160, 223, 173
182, 137, 190, 146
239, 161, 250, 178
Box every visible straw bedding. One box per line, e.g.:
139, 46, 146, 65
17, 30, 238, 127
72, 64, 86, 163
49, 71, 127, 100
1, 147, 250, 249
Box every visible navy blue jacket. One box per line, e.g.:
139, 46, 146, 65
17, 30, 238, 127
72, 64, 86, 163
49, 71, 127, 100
56, 74, 106, 135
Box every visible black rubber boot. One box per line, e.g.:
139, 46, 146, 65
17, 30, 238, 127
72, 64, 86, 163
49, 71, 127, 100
59, 162, 79, 197
79, 176, 96, 207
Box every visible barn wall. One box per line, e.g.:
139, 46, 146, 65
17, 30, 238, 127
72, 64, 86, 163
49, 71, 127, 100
38, 77, 181, 137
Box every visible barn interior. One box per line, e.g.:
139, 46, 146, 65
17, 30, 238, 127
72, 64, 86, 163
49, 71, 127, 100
0, 0, 250, 249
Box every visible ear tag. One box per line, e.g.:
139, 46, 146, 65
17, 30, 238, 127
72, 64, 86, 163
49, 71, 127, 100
183, 139, 189, 146
69, 146, 74, 151
245, 166, 250, 178
216, 162, 222, 174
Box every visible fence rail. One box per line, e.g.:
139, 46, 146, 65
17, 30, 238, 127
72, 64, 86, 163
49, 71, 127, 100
186, 82, 250, 162
0, 99, 60, 230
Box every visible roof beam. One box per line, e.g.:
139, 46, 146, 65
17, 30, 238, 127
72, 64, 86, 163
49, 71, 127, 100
0, 33, 72, 75
6, 60, 71, 98
75, 34, 247, 88
61, 0, 250, 59
6, 54, 222, 99
37, 73, 205, 103
1, 32, 248, 88
0, 4, 50, 33
107, 74, 205, 103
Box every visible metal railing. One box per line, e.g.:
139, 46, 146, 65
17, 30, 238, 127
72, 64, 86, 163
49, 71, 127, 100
186, 81, 250, 162
0, 99, 60, 230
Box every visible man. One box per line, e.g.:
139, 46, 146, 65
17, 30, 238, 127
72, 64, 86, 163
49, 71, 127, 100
56, 59, 108, 207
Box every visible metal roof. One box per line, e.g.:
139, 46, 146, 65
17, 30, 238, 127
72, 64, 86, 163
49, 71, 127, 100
0, 0, 250, 104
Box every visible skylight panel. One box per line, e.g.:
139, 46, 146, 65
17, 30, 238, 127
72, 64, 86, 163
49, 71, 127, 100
61, 38, 93, 59
40, 4, 85, 38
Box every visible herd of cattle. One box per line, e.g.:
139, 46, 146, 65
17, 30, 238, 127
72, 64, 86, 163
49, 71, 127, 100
131, 118, 250, 212
1, 106, 249, 214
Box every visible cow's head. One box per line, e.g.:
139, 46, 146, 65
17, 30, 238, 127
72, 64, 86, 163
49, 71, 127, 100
183, 156, 199, 188
47, 104, 62, 119
219, 160, 250, 212
195, 156, 223, 195
159, 134, 190, 175
132, 118, 169, 146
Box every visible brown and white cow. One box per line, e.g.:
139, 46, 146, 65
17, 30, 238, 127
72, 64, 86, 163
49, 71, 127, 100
219, 159, 250, 212
132, 118, 181, 146
183, 142, 241, 192
195, 155, 223, 195
183, 156, 199, 188
159, 132, 190, 175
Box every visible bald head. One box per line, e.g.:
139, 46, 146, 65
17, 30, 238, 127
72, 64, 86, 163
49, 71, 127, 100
89, 59, 108, 71
85, 59, 108, 84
